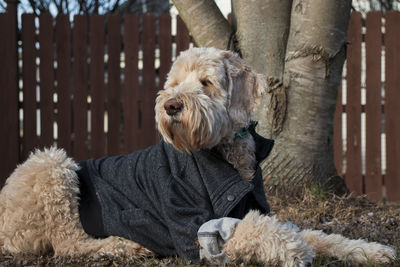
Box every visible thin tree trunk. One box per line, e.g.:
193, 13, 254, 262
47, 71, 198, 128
231, 0, 292, 79
172, 0, 231, 49
232, 0, 293, 138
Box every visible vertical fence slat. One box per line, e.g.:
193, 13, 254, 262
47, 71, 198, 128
176, 16, 190, 55
0, 11, 18, 184
22, 14, 37, 160
159, 14, 172, 90
56, 15, 72, 154
90, 15, 105, 158
334, 83, 343, 177
0, 14, 7, 182
73, 15, 88, 161
140, 14, 156, 149
346, 12, 363, 195
157, 14, 172, 143
365, 11, 382, 201
107, 14, 122, 156
385, 11, 400, 202
39, 13, 54, 148
123, 14, 139, 153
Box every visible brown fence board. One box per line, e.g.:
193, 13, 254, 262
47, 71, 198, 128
0, 14, 7, 181
159, 14, 172, 89
55, 15, 72, 155
140, 14, 156, 148
123, 14, 139, 153
157, 14, 172, 143
176, 16, 190, 56
385, 11, 400, 202
345, 12, 363, 195
365, 11, 382, 201
334, 83, 343, 177
0, 12, 19, 184
39, 13, 54, 148
90, 15, 106, 158
72, 15, 88, 161
107, 14, 122, 156
21, 14, 37, 160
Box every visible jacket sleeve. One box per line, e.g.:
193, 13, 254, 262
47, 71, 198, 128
197, 217, 241, 264
162, 174, 215, 262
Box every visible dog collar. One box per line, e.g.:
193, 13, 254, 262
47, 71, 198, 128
234, 120, 258, 139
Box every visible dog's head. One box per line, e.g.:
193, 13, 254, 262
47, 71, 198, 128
155, 47, 266, 152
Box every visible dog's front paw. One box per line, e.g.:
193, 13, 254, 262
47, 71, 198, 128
365, 242, 397, 264
301, 229, 397, 264
224, 211, 314, 267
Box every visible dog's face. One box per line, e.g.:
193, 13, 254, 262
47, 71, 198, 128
155, 47, 266, 152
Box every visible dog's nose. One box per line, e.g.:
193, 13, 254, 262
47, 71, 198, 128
164, 98, 183, 116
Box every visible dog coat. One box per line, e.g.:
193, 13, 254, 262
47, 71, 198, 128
76, 130, 274, 262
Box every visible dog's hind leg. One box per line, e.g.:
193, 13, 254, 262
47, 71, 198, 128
300, 229, 396, 264
0, 148, 153, 258
0, 147, 74, 255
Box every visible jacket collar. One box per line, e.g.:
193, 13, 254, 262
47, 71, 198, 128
233, 120, 274, 164
249, 127, 274, 164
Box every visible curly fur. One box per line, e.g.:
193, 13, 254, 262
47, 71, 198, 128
0, 148, 153, 257
0, 47, 396, 265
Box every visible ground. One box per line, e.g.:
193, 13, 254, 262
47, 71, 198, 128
0, 188, 399, 267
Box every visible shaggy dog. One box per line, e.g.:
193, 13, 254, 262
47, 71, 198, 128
0, 47, 396, 266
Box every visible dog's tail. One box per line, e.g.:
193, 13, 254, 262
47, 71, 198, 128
300, 229, 396, 264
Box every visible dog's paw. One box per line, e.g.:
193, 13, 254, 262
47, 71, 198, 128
366, 242, 397, 264
224, 211, 314, 267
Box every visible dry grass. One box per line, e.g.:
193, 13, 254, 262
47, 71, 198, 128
267, 188, 400, 266
269, 189, 400, 250
0, 188, 399, 266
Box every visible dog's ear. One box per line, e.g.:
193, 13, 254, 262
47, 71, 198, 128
222, 51, 267, 121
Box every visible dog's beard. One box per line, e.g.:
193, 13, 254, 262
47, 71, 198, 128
156, 92, 231, 152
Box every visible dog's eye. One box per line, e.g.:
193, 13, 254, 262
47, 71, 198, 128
201, 80, 212, 87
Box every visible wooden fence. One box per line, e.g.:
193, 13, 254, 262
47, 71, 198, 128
0, 6, 193, 184
0, 7, 400, 202
334, 11, 400, 202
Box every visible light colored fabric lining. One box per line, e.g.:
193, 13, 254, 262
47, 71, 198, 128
197, 217, 240, 264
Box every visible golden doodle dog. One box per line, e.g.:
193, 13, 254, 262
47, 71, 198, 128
0, 47, 396, 266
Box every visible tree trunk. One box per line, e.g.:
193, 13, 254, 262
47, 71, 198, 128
262, 0, 351, 192
172, 0, 351, 194
172, 0, 231, 49
231, 0, 292, 78
232, 0, 293, 139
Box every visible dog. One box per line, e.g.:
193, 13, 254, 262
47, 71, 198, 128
0, 47, 396, 266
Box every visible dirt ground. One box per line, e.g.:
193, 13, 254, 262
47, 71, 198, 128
0, 189, 399, 266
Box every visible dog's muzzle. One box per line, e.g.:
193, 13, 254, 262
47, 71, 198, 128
164, 98, 183, 116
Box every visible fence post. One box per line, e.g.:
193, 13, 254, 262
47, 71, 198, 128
0, 0, 19, 186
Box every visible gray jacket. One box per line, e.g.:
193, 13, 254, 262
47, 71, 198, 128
76, 130, 274, 262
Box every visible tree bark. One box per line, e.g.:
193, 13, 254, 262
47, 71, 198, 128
231, 0, 292, 79
172, 0, 231, 49
232, 0, 293, 138
262, 0, 351, 191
